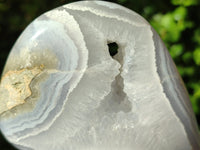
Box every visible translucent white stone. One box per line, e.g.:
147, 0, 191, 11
0, 1, 199, 150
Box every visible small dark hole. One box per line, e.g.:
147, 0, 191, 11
107, 42, 118, 57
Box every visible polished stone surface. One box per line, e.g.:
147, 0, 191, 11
0, 1, 199, 150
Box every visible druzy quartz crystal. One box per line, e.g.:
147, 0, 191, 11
0, 1, 199, 150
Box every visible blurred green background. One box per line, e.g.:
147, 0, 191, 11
0, 0, 199, 149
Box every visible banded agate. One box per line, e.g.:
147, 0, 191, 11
0, 1, 199, 150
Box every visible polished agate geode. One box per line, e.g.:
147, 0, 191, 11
0, 1, 199, 150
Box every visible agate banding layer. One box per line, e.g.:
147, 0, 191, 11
0, 1, 199, 150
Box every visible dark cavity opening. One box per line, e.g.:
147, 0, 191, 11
107, 42, 118, 57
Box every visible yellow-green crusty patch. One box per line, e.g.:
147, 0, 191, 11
0, 65, 44, 115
